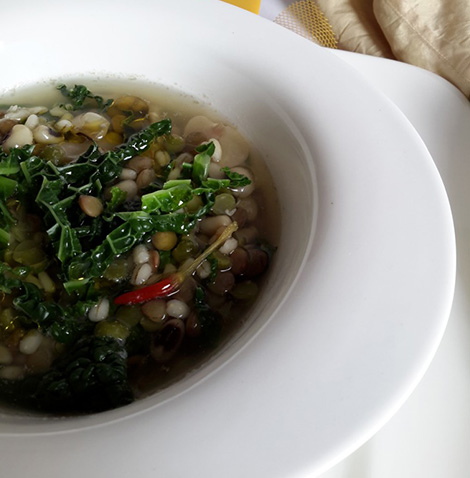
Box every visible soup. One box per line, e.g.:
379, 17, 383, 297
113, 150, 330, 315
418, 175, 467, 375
0, 82, 279, 414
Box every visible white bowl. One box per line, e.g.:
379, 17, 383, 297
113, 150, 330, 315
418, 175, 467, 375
0, 1, 455, 477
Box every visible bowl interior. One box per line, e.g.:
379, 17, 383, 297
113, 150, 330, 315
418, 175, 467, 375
0, 72, 317, 431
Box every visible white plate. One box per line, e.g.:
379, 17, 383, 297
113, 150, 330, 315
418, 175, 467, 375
0, 1, 455, 477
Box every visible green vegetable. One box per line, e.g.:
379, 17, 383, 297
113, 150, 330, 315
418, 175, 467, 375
57, 84, 113, 111
0, 336, 133, 413
125, 324, 150, 356
0, 84, 270, 416
0, 146, 36, 241
192, 142, 214, 184
221, 167, 252, 187
94, 320, 130, 341
0, 119, 172, 278
66, 211, 194, 281
0, 263, 93, 344
107, 186, 128, 212
35, 177, 82, 264
192, 287, 222, 349
206, 255, 219, 282
141, 183, 193, 213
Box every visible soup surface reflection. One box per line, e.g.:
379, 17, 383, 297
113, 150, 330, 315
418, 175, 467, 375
0, 82, 279, 414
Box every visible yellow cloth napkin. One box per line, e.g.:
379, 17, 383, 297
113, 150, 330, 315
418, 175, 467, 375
311, 0, 470, 98
221, 0, 260, 14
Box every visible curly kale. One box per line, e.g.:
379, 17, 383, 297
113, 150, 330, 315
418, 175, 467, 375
57, 84, 113, 111
0, 336, 133, 413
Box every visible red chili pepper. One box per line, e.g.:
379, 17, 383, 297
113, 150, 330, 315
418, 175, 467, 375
114, 221, 238, 305
114, 273, 182, 305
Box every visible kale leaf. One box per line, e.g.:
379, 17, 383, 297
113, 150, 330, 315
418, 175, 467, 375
221, 166, 251, 187
192, 141, 215, 184
57, 84, 113, 111
0, 263, 93, 344
0, 335, 133, 413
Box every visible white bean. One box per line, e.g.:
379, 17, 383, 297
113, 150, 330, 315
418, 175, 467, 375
219, 237, 238, 255
3, 124, 33, 151
19, 330, 43, 355
61, 112, 74, 121
115, 179, 138, 199
0, 345, 13, 365
88, 298, 110, 322
4, 105, 47, 122
38, 271, 56, 293
131, 263, 153, 285
50, 105, 69, 117
133, 244, 150, 265
155, 150, 171, 167
55, 118, 73, 133
72, 112, 109, 140
24, 114, 39, 130
208, 162, 225, 179
119, 167, 138, 180
33, 124, 63, 144
199, 215, 232, 236
166, 299, 190, 320
197, 260, 212, 279
148, 111, 160, 123
201, 138, 222, 162
167, 165, 182, 180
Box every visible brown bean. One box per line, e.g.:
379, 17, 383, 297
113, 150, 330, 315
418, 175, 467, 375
25, 337, 56, 374
185, 312, 201, 339
0, 118, 18, 141
230, 247, 249, 276
136, 168, 156, 189
230, 207, 248, 228
141, 299, 166, 322
149, 250, 160, 271
173, 277, 197, 302
237, 197, 259, 222
78, 195, 103, 217
199, 215, 232, 236
151, 319, 185, 363
234, 226, 259, 246
207, 271, 235, 296
128, 155, 153, 172
244, 248, 269, 278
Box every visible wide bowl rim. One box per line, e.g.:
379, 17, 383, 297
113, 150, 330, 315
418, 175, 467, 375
0, 1, 456, 478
